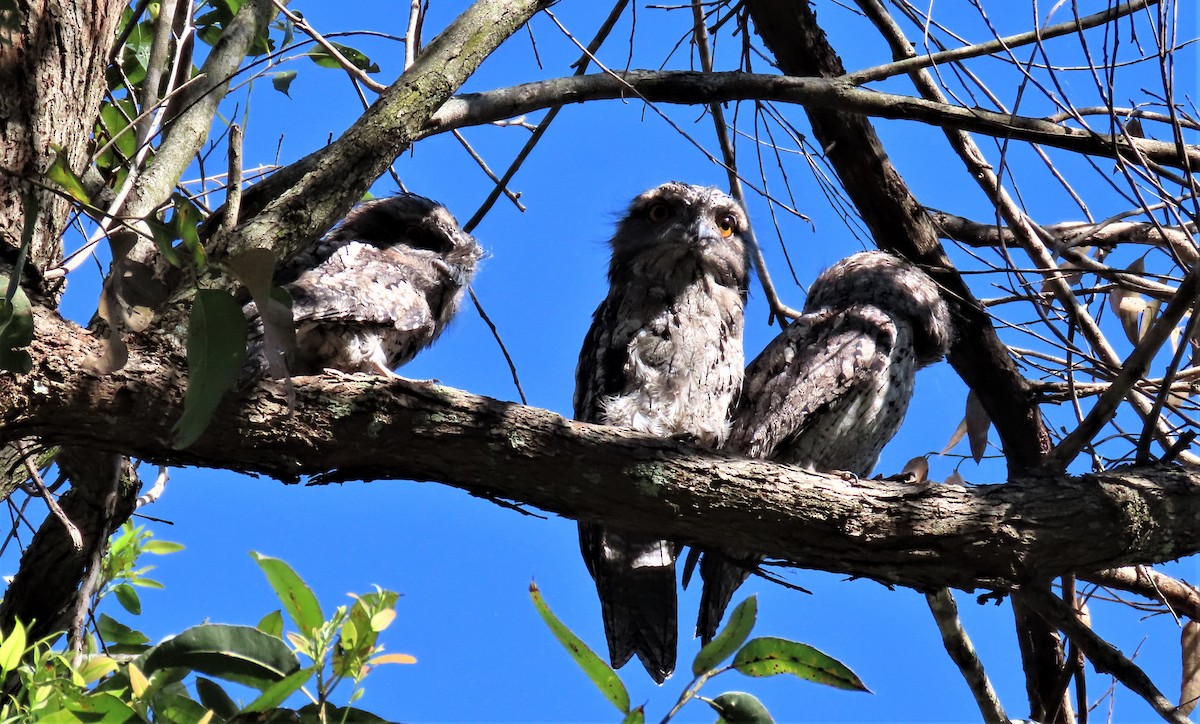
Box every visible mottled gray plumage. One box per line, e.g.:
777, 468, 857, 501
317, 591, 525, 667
696, 251, 953, 643
576, 182, 750, 683
246, 194, 482, 377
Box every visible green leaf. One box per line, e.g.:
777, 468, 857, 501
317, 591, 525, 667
295, 703, 389, 722
709, 691, 775, 724
619, 706, 646, 724
0, 618, 26, 675
173, 288, 248, 449
257, 610, 285, 638
306, 42, 379, 73
77, 656, 119, 684
0, 275, 35, 374
42, 692, 139, 721
529, 582, 629, 714
112, 582, 142, 615
732, 637, 869, 692
250, 552, 324, 635
693, 595, 757, 676
195, 676, 240, 718
139, 623, 300, 692
97, 614, 150, 647
141, 539, 185, 555
45, 144, 90, 203
148, 682, 209, 722
272, 70, 297, 96
241, 665, 315, 713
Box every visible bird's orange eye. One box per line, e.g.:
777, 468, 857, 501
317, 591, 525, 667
716, 213, 737, 238
646, 202, 672, 224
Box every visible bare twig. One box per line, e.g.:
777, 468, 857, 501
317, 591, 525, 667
925, 588, 1009, 723
16, 442, 81, 550
1022, 584, 1189, 724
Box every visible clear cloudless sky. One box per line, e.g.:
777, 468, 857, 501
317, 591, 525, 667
15, 1, 1199, 722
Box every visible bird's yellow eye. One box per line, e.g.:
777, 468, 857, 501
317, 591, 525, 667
646, 202, 672, 224
716, 213, 737, 238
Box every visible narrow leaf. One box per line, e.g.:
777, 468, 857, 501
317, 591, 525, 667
694, 596, 757, 676
142, 540, 185, 555
250, 552, 324, 635
965, 391, 990, 463
173, 288, 248, 449
46, 145, 90, 203
369, 653, 417, 666
530, 581, 629, 713
0, 619, 26, 674
241, 666, 315, 712
128, 663, 149, 698
709, 691, 775, 724
195, 677, 239, 719
732, 637, 869, 692
0, 275, 35, 374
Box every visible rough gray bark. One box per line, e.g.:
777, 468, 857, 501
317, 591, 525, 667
0, 0, 125, 289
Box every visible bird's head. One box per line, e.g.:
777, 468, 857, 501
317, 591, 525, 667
609, 182, 750, 292
805, 251, 954, 367
333, 194, 484, 274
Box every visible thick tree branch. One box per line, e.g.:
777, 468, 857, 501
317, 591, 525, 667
4, 308, 1200, 594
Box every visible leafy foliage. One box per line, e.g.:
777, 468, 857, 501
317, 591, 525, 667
0, 527, 409, 722
533, 589, 868, 722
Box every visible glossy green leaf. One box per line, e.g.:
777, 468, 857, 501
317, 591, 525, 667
251, 552, 324, 635
530, 581, 629, 714
241, 665, 315, 712
0, 618, 26, 674
195, 676, 239, 718
257, 610, 285, 638
139, 623, 300, 691
45, 145, 90, 203
97, 614, 150, 647
306, 42, 379, 73
0, 274, 34, 374
149, 682, 209, 722
173, 288, 248, 449
112, 582, 142, 615
732, 637, 869, 692
693, 595, 757, 676
273, 70, 297, 96
709, 691, 775, 724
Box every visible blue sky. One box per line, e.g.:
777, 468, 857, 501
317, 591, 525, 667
19, 1, 1200, 721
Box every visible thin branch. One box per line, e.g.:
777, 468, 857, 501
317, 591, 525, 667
925, 588, 1009, 723
689, 0, 799, 326
1047, 268, 1200, 469
1022, 584, 1189, 724
16, 442, 81, 550
846, 0, 1159, 85
423, 71, 1200, 172
463, 0, 630, 233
